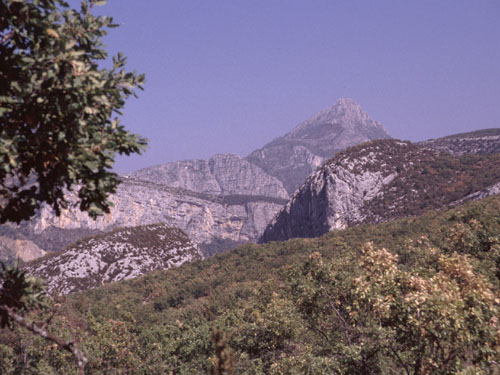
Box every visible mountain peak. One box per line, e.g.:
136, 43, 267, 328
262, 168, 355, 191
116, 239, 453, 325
333, 98, 366, 119
283, 98, 390, 145
334, 97, 360, 109
246, 99, 392, 193
298, 98, 384, 132
336, 97, 356, 104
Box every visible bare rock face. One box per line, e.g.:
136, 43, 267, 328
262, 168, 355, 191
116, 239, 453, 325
16, 178, 286, 256
246, 98, 391, 193
262, 140, 407, 241
209, 154, 289, 198
0, 235, 46, 264
0, 98, 390, 263
131, 154, 289, 199
24, 224, 202, 294
130, 159, 222, 195
262, 139, 500, 242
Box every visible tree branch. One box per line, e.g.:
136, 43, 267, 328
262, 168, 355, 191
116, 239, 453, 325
0, 305, 87, 375
328, 300, 352, 346
1, 30, 14, 44
385, 343, 411, 375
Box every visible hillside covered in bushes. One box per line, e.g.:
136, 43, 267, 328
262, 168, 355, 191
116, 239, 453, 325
1, 194, 499, 374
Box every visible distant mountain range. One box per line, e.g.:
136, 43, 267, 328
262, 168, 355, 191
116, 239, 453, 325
22, 127, 500, 295
1, 98, 391, 264
4, 97, 499, 373
3, 99, 499, 299
130, 98, 391, 196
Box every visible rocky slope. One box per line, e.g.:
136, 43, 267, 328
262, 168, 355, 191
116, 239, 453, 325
0, 98, 391, 263
6, 177, 286, 259
24, 224, 202, 294
0, 235, 46, 265
246, 98, 391, 193
262, 138, 500, 242
132, 98, 391, 197
131, 153, 288, 199
419, 128, 500, 155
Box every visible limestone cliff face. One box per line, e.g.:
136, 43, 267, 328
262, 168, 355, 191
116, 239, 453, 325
24, 224, 202, 294
15, 178, 286, 256
262, 139, 500, 242
131, 154, 288, 199
262, 140, 405, 241
246, 98, 391, 193
130, 159, 221, 195
209, 154, 289, 198
0, 235, 46, 264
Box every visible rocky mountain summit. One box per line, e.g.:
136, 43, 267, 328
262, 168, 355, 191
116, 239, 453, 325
132, 98, 390, 196
247, 98, 391, 193
24, 224, 202, 294
262, 138, 500, 242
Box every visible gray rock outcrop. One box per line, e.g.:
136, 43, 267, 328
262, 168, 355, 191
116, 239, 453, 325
24, 224, 202, 294
262, 140, 406, 241
262, 138, 500, 242
16, 177, 286, 256
131, 159, 221, 195
131, 153, 289, 199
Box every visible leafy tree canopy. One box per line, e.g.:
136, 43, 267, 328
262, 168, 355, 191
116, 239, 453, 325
0, 0, 147, 224
0, 1, 146, 371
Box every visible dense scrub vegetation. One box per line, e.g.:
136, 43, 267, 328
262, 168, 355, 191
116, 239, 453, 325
363, 148, 500, 223
439, 128, 500, 139
419, 128, 500, 156
324, 139, 500, 226
1, 195, 500, 373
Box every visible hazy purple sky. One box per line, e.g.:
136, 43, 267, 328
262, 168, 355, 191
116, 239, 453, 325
86, 1, 500, 172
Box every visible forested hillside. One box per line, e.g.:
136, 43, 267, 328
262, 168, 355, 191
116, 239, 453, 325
2, 194, 499, 374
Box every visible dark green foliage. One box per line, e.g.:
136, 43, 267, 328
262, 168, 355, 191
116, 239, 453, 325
0, 263, 45, 328
2, 195, 499, 373
200, 237, 244, 258
0, 1, 146, 371
0, 0, 147, 224
360, 142, 500, 223
211, 329, 235, 375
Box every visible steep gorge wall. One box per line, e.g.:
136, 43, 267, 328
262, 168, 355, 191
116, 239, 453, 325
4, 178, 286, 260
262, 139, 500, 242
